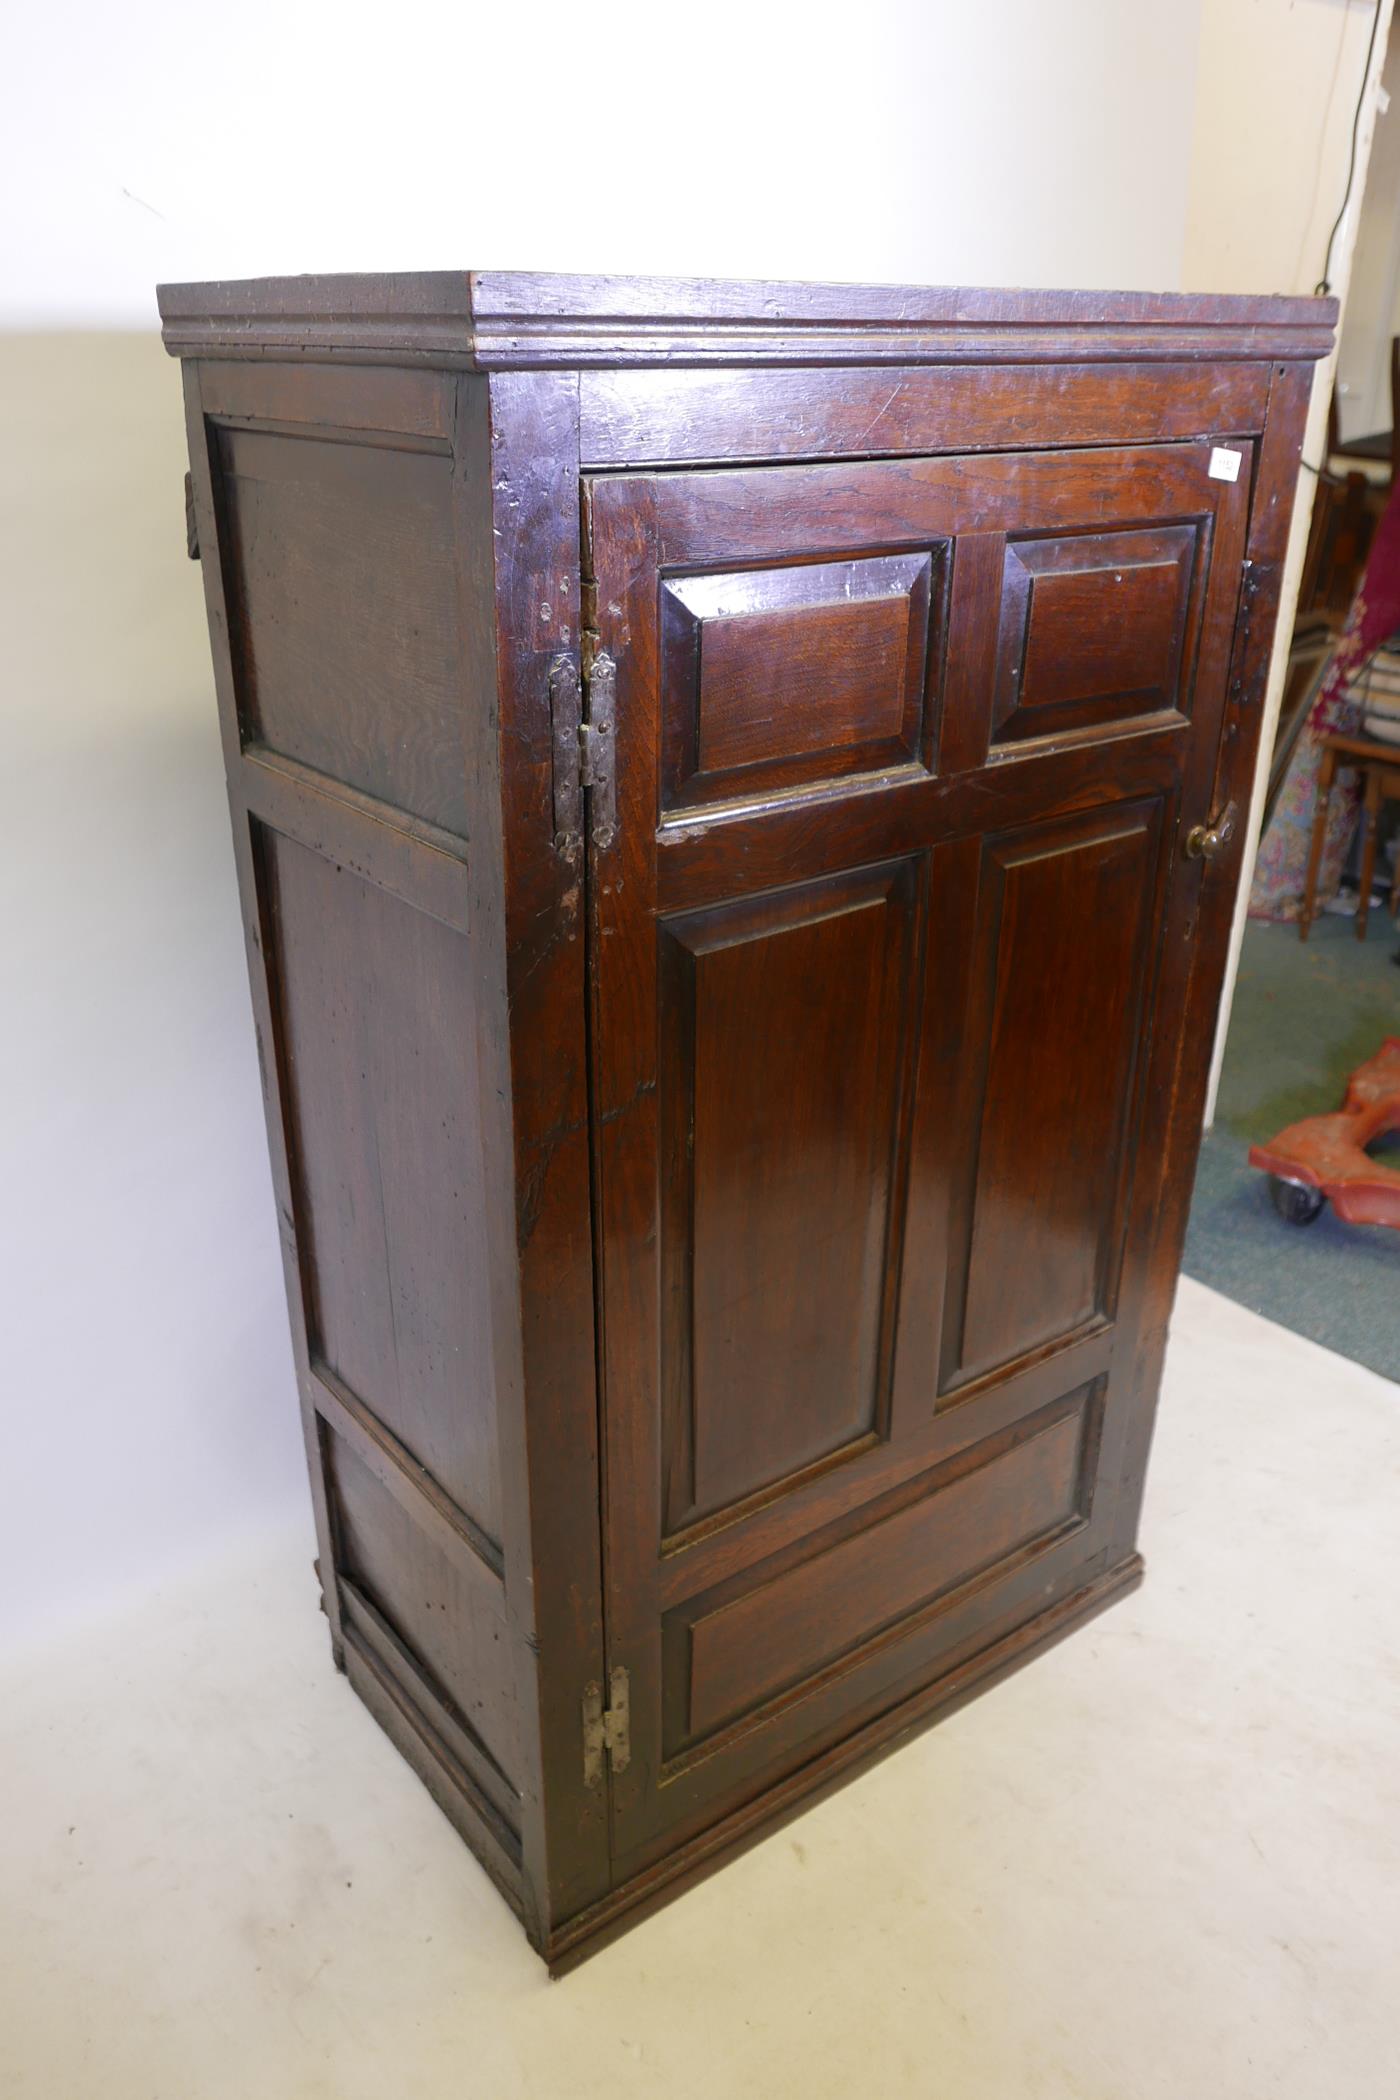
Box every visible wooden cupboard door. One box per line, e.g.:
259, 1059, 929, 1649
584, 440, 1251, 1876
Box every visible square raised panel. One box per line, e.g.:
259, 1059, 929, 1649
217, 428, 465, 832
992, 524, 1199, 748
659, 550, 945, 813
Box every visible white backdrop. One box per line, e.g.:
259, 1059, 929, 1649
1, 0, 1213, 1650
3, 0, 1203, 326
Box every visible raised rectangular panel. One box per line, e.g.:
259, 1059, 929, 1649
215, 428, 466, 831
659, 552, 943, 811
258, 827, 503, 1546
943, 804, 1161, 1388
659, 860, 924, 1534
698, 594, 907, 768
993, 525, 1199, 746
670, 1389, 1094, 1750
325, 1431, 521, 1795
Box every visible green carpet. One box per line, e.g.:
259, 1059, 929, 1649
1182, 911, 1399, 1381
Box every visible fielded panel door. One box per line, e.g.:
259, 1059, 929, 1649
583, 441, 1251, 1878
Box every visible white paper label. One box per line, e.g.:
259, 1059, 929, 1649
1208, 446, 1242, 483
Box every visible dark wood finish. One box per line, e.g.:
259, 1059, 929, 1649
658, 551, 941, 809
258, 827, 503, 1542
671, 1390, 1093, 1749
159, 270, 1336, 367
584, 429, 1249, 1879
658, 859, 922, 1534
579, 361, 1273, 467
1298, 466, 1384, 617
941, 806, 1161, 1386
992, 525, 1196, 744
546, 1551, 1143, 1973
216, 427, 464, 830
161, 270, 1331, 1970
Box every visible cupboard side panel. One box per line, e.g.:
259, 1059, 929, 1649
255, 827, 503, 1546
213, 427, 466, 828
180, 361, 345, 1658
183, 359, 531, 1898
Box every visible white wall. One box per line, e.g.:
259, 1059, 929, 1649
0, 335, 307, 1650
1, 0, 1210, 1650
1185, 0, 1387, 298
1335, 30, 1400, 439
4, 0, 1202, 327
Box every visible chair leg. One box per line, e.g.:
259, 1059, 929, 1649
1358, 769, 1381, 939
1301, 748, 1337, 941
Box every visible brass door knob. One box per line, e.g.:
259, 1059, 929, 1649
1184, 801, 1238, 861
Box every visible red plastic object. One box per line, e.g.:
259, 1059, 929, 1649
1248, 1038, 1400, 1228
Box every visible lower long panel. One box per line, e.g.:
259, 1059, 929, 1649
667, 1390, 1092, 1757
625, 1369, 1116, 1881
549, 1554, 1143, 1974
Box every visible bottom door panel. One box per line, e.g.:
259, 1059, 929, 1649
619, 1392, 1116, 1873
665, 1383, 1096, 1761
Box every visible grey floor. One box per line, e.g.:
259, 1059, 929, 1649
3, 1280, 1398, 2099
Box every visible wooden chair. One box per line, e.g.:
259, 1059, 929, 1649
1300, 730, 1400, 939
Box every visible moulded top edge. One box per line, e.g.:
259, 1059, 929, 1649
156, 268, 1338, 367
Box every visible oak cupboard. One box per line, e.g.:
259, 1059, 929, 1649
159, 272, 1333, 1969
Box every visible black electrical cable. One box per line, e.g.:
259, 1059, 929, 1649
1316, 0, 1386, 296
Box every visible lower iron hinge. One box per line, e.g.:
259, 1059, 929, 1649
579, 649, 617, 849
582, 1665, 630, 1786
548, 649, 617, 851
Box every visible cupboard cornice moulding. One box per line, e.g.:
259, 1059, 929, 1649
158, 269, 1339, 370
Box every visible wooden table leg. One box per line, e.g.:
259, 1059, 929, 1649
1300, 744, 1338, 942
1357, 766, 1381, 939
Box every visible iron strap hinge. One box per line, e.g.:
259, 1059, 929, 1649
548, 649, 617, 851
582, 1665, 630, 1786
1229, 558, 1272, 709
